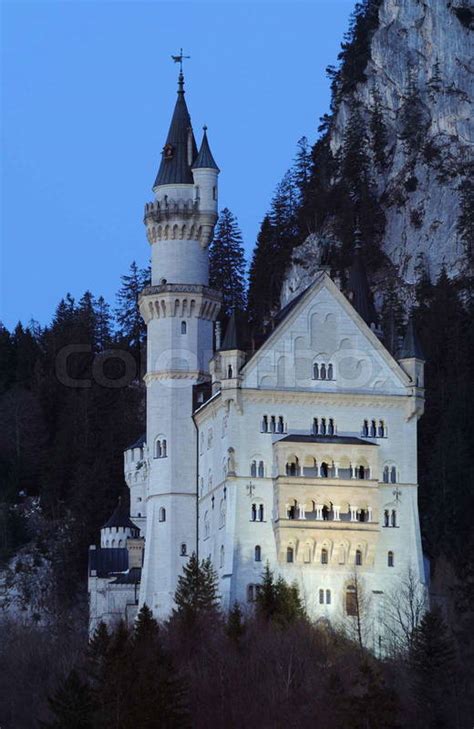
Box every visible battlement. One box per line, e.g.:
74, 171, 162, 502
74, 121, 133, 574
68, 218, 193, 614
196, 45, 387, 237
144, 199, 198, 224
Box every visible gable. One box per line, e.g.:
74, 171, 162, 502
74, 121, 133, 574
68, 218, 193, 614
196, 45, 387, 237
242, 274, 409, 395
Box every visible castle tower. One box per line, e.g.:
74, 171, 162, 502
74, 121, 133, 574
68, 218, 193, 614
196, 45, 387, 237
138, 71, 221, 617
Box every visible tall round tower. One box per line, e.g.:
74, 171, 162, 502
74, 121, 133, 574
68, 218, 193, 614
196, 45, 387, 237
138, 71, 221, 617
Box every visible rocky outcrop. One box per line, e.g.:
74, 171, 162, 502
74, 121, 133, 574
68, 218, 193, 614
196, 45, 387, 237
283, 0, 473, 306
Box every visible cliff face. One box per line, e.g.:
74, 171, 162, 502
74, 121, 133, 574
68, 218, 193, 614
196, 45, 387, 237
282, 0, 473, 307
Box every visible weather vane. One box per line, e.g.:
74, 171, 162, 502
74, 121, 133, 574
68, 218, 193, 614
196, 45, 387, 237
171, 48, 190, 73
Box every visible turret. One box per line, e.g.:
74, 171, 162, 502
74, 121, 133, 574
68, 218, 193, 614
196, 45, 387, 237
398, 314, 425, 388
100, 498, 140, 549
192, 126, 219, 216
210, 311, 246, 392
346, 235, 379, 332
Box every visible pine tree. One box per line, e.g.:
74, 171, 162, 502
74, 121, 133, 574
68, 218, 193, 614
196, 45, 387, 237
125, 604, 190, 728
172, 553, 219, 625
226, 601, 245, 643
115, 261, 150, 377
40, 669, 95, 729
255, 564, 305, 626
457, 165, 474, 265
293, 136, 312, 198
247, 215, 276, 326
409, 607, 458, 728
209, 208, 247, 317
370, 89, 388, 169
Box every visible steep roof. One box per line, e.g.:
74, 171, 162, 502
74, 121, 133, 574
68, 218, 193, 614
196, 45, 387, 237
153, 72, 198, 188
399, 315, 425, 359
88, 548, 129, 578
127, 433, 146, 450
347, 244, 378, 326
220, 310, 246, 351
192, 127, 219, 170
102, 498, 140, 533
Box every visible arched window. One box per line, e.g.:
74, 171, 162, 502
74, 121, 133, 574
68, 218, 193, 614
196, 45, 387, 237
258, 461, 264, 477
227, 364, 233, 378
384, 509, 389, 527
162, 440, 167, 458
258, 504, 264, 522
270, 416, 276, 433
254, 545, 261, 562
277, 416, 284, 433
251, 504, 257, 522
247, 584, 255, 602
358, 465, 365, 480
111, 539, 115, 547
118, 539, 123, 547
328, 363, 334, 380
383, 466, 389, 483
321, 548, 328, 565
159, 507, 166, 522
378, 420, 385, 437
313, 417, 319, 435
319, 589, 324, 604
181, 321, 187, 334
180, 543, 187, 556
362, 420, 369, 437
355, 549, 362, 566
388, 550, 394, 567
326, 589, 331, 604
370, 420, 377, 437
321, 461, 329, 478
320, 364, 327, 380
287, 546, 294, 563
313, 363, 320, 380
391, 509, 397, 527
320, 418, 327, 435
262, 415, 268, 432
328, 418, 335, 436
250, 461, 257, 477
220, 545, 224, 568
346, 586, 357, 616
155, 440, 162, 458
390, 466, 397, 483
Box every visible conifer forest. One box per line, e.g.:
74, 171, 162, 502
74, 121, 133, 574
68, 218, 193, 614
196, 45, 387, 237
1, 1, 473, 727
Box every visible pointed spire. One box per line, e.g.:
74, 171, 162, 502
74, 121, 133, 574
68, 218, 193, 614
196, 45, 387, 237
103, 497, 139, 532
192, 126, 219, 171
153, 72, 198, 188
347, 239, 378, 327
400, 314, 424, 359
220, 310, 245, 351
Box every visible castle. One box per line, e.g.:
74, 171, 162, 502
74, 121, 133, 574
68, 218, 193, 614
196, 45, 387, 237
88, 70, 428, 649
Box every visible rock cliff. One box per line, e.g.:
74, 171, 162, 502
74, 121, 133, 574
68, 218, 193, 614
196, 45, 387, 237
282, 0, 473, 307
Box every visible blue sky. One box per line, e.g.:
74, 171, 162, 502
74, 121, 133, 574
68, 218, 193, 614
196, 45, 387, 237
1, 0, 354, 329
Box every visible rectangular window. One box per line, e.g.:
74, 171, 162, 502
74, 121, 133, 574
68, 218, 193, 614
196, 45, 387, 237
319, 589, 324, 604
326, 589, 331, 605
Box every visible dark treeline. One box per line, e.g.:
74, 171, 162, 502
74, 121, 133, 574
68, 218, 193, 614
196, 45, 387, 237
0, 559, 470, 729
0, 264, 150, 607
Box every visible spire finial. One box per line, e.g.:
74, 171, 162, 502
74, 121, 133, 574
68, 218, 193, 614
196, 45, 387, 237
203, 124, 208, 132
172, 48, 190, 92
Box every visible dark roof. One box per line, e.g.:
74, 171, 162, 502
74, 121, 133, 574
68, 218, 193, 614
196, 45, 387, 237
399, 316, 424, 359
192, 127, 219, 170
89, 548, 129, 578
347, 245, 378, 326
276, 434, 378, 446
220, 310, 246, 351
103, 498, 140, 533
127, 433, 146, 450
153, 73, 198, 188
111, 567, 142, 585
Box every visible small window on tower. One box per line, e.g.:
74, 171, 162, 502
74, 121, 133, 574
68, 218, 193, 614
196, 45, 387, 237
180, 543, 187, 556
181, 321, 187, 334
213, 186, 217, 201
